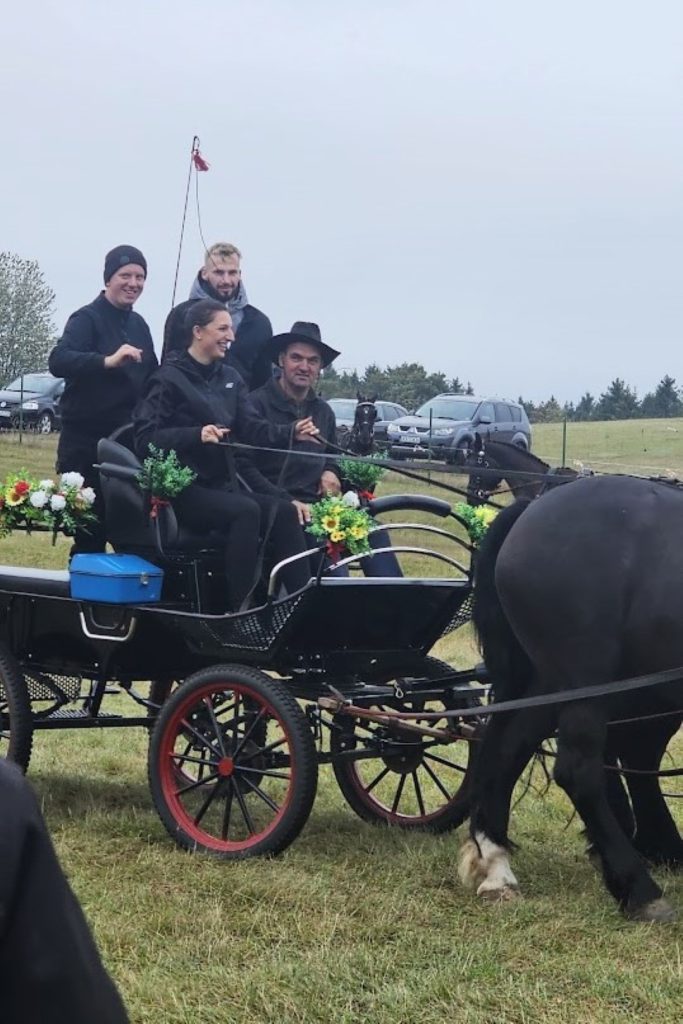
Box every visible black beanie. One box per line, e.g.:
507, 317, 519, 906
103, 245, 148, 284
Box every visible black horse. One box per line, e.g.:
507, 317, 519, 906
463, 435, 578, 505
342, 392, 378, 456
460, 474, 683, 922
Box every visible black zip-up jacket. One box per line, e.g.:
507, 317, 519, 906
0, 761, 129, 1023
48, 293, 157, 434
239, 377, 341, 502
162, 281, 273, 390
133, 352, 296, 488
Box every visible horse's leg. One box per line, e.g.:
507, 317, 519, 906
553, 702, 675, 922
618, 716, 683, 867
458, 707, 552, 901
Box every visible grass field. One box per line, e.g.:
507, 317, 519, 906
1, 426, 682, 1024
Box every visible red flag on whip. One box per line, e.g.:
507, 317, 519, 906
192, 140, 209, 171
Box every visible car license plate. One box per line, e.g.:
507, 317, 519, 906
0, 410, 11, 418
400, 433, 420, 444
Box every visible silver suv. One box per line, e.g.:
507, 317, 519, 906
386, 394, 532, 462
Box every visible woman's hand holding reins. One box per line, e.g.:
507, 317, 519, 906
201, 424, 230, 444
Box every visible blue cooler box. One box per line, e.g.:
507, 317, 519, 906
70, 553, 164, 604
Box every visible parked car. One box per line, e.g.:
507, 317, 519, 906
386, 394, 531, 462
0, 372, 64, 434
328, 398, 410, 447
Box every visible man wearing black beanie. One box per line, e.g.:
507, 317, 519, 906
48, 246, 158, 552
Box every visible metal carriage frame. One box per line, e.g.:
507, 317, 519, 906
0, 492, 486, 858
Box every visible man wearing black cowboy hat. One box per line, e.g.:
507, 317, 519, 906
239, 322, 342, 517
242, 322, 402, 577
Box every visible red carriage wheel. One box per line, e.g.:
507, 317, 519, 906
148, 665, 318, 858
0, 642, 33, 772
331, 657, 480, 832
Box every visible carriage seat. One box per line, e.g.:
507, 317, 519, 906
0, 566, 71, 599
97, 438, 222, 554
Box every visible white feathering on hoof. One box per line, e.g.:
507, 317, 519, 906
458, 833, 520, 900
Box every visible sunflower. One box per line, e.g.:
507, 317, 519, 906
329, 529, 345, 543
322, 515, 341, 532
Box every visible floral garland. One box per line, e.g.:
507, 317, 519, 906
338, 456, 386, 500
137, 446, 196, 519
453, 501, 499, 546
307, 492, 376, 561
0, 472, 97, 540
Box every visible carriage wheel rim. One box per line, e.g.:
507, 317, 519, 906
157, 680, 296, 852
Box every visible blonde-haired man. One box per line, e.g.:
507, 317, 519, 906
162, 242, 273, 389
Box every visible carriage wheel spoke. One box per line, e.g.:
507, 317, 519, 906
238, 766, 290, 781
423, 751, 467, 772
391, 773, 407, 814
192, 778, 223, 824
203, 696, 228, 757
412, 770, 426, 816
175, 769, 220, 796
221, 780, 235, 841
362, 764, 391, 795
233, 781, 257, 835
239, 774, 281, 813
240, 735, 286, 762
421, 758, 453, 801
232, 706, 268, 759
179, 717, 221, 758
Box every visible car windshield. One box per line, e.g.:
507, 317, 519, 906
5, 374, 54, 395
329, 400, 357, 419
414, 398, 479, 421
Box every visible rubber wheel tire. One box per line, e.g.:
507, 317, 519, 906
36, 412, 54, 434
149, 664, 318, 859
0, 642, 34, 771
331, 656, 480, 833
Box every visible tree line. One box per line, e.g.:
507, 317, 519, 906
1, 251, 681, 424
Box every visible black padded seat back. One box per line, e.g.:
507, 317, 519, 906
97, 438, 181, 549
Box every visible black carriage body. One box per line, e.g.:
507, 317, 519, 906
0, 574, 472, 685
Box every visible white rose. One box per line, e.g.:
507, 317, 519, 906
50, 493, 67, 511
39, 479, 55, 491
341, 490, 360, 508
30, 490, 48, 508
60, 471, 85, 489
79, 487, 96, 506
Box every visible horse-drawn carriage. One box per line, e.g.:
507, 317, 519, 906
0, 435, 484, 858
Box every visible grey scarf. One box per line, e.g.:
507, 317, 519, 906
188, 275, 249, 332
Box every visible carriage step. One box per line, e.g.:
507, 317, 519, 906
44, 709, 123, 721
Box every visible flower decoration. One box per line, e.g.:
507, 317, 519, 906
0, 472, 97, 541
338, 456, 386, 500
307, 494, 376, 562
138, 446, 196, 519
453, 501, 499, 546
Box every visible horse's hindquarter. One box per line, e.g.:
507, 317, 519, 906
495, 475, 683, 691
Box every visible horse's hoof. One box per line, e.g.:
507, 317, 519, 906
626, 898, 677, 924
478, 883, 521, 904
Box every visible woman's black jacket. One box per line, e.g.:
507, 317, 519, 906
133, 352, 295, 488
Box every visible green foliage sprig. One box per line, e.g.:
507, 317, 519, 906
138, 446, 196, 501
453, 501, 499, 546
338, 456, 386, 494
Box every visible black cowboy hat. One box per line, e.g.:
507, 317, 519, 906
267, 322, 340, 368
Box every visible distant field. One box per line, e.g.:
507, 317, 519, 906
0, 425, 681, 1024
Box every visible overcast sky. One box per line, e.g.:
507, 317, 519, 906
2, 1, 681, 402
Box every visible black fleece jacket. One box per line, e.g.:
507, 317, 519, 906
162, 277, 273, 390
48, 292, 157, 434
0, 761, 129, 1023
239, 377, 341, 502
133, 352, 296, 488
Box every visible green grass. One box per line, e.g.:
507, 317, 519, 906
0, 428, 681, 1023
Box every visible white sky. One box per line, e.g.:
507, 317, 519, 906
2, 0, 681, 402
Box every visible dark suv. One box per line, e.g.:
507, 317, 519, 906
387, 394, 531, 462
0, 372, 64, 434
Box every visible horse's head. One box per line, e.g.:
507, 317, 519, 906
349, 393, 378, 455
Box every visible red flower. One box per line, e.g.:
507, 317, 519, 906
14, 481, 30, 495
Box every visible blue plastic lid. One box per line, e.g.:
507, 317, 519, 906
70, 553, 163, 577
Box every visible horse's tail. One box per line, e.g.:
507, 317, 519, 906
473, 499, 534, 702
